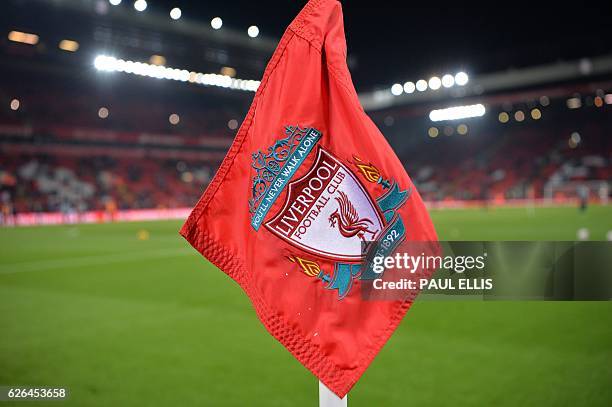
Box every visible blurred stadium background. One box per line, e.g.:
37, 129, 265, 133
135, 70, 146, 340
1, 1, 610, 406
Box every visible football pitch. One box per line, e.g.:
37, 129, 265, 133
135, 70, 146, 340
0, 206, 610, 406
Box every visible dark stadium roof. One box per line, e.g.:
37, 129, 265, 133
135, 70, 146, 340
4, 0, 611, 92
151, 0, 611, 88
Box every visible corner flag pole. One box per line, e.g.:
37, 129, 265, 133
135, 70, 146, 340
319, 381, 347, 407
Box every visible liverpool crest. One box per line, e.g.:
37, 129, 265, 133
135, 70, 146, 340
249, 125, 411, 299
265, 147, 383, 261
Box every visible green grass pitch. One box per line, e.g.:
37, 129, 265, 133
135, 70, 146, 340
0, 206, 611, 406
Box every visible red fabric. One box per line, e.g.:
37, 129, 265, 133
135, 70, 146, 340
181, 0, 437, 397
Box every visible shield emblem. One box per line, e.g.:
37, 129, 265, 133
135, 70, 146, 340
265, 147, 384, 262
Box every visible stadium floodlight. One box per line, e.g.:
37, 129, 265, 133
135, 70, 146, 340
390, 83, 403, 96
134, 0, 147, 12
7, 30, 39, 45
109, 0, 121, 5
415, 79, 428, 92
247, 26, 260, 38
454, 71, 469, 86
403, 81, 415, 93
169, 113, 180, 125
428, 76, 441, 90
566, 97, 581, 109
211, 17, 223, 29
170, 7, 181, 20
441, 74, 454, 88
93, 54, 260, 92
59, 39, 79, 52
220, 66, 236, 77
94, 55, 114, 70
98, 107, 109, 119
514, 110, 525, 122
429, 103, 486, 122
149, 54, 166, 66
498, 112, 509, 123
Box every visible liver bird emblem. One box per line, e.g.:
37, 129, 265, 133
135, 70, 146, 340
329, 191, 378, 240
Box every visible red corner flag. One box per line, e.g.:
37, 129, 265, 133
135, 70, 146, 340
180, 0, 437, 397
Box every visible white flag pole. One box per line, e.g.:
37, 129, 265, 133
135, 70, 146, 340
319, 381, 347, 407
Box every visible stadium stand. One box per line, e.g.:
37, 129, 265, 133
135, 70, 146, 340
1, 152, 214, 213
401, 125, 610, 202
1, 111, 608, 215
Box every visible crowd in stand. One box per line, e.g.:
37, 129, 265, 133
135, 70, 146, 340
0, 124, 609, 216
1, 88, 610, 214
402, 125, 610, 203
0, 153, 213, 214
